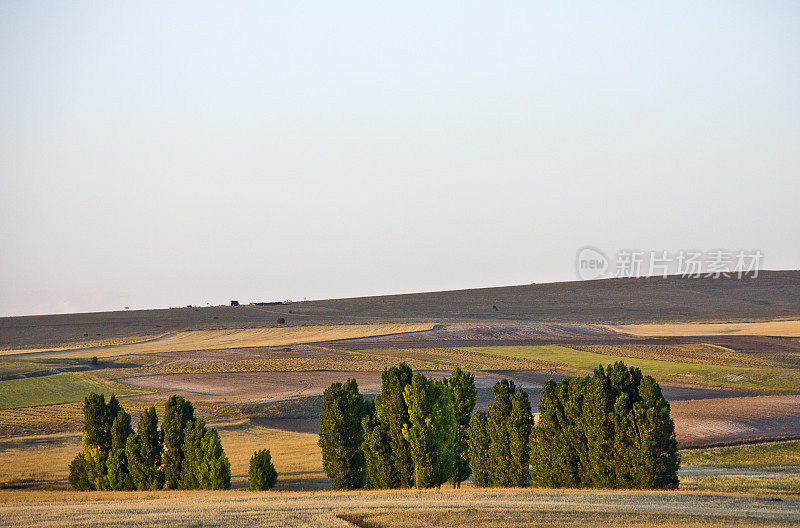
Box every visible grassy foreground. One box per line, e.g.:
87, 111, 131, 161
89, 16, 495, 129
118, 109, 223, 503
1, 488, 798, 528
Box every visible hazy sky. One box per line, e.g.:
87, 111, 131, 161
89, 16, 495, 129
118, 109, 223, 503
1, 1, 799, 316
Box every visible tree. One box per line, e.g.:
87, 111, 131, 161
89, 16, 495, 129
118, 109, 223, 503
531, 362, 680, 489
179, 418, 207, 489
105, 408, 134, 490
444, 368, 476, 487
73, 393, 123, 490
162, 395, 195, 489
487, 379, 515, 487
508, 384, 533, 487
467, 411, 491, 487
68, 453, 91, 490
361, 408, 394, 489
249, 449, 278, 490
318, 379, 366, 489
402, 373, 456, 489
374, 363, 414, 488
197, 428, 231, 490
126, 406, 164, 491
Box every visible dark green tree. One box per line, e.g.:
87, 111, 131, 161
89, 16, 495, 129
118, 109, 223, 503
508, 384, 533, 487
249, 449, 278, 491
373, 363, 414, 488
444, 367, 476, 487
197, 428, 231, 490
68, 453, 91, 490
319, 379, 367, 489
71, 393, 123, 490
531, 362, 679, 490
126, 406, 164, 491
402, 373, 456, 489
361, 409, 394, 489
179, 418, 207, 489
467, 410, 491, 487
162, 395, 195, 489
105, 408, 134, 490
487, 379, 515, 487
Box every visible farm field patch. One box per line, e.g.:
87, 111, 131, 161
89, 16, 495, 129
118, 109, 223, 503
470, 345, 800, 392
608, 320, 800, 337
1, 488, 799, 528
0, 323, 435, 359
0, 373, 144, 410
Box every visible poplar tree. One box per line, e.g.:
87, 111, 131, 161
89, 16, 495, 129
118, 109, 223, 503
466, 410, 491, 487
318, 379, 366, 489
126, 406, 164, 491
444, 367, 476, 488
402, 373, 456, 488
373, 363, 414, 488
162, 395, 195, 489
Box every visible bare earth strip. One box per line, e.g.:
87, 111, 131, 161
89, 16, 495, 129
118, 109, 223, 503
608, 320, 800, 337
0, 324, 435, 359
0, 488, 798, 528
672, 395, 800, 446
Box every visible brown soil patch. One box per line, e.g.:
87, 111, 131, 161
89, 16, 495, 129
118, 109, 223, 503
672, 395, 800, 446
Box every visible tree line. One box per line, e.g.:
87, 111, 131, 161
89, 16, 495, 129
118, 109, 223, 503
319, 361, 679, 489
69, 394, 277, 491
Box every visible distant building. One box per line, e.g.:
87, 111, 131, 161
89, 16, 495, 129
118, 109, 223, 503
230, 300, 239, 306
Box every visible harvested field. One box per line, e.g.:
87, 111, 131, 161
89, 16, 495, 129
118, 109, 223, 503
0, 323, 436, 359
609, 320, 800, 338
117, 370, 522, 404
0, 399, 244, 439
671, 395, 800, 446
0, 421, 321, 490
1, 488, 799, 528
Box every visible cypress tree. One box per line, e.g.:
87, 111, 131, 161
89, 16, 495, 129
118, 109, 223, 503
75, 393, 123, 490
179, 418, 207, 489
318, 379, 366, 489
249, 449, 278, 491
467, 410, 491, 487
374, 363, 414, 488
197, 428, 231, 490
487, 379, 515, 487
531, 362, 679, 490
105, 408, 134, 490
162, 395, 195, 489
402, 373, 456, 489
361, 407, 394, 489
444, 367, 476, 488
508, 385, 533, 487
126, 406, 164, 491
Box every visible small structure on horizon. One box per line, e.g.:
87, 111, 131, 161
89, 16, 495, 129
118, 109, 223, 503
230, 300, 239, 306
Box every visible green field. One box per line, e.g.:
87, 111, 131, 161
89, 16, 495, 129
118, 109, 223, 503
682, 440, 800, 467
470, 345, 800, 392
0, 373, 144, 409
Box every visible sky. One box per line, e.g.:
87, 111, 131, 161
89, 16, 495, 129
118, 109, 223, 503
1, 1, 799, 316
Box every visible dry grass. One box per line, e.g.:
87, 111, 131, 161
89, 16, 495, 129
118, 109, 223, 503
1, 488, 799, 528
608, 320, 800, 337
0, 420, 320, 490
1, 324, 435, 359
352, 508, 798, 528
149, 346, 547, 375
0, 399, 244, 438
